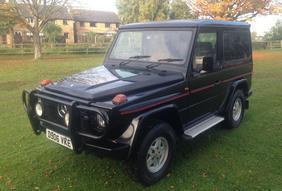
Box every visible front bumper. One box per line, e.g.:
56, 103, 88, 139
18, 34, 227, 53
22, 90, 130, 159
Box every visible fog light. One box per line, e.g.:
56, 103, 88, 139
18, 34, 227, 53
96, 114, 106, 129
64, 112, 70, 126
35, 101, 43, 117
121, 124, 134, 139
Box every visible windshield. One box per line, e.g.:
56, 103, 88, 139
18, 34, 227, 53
109, 30, 193, 65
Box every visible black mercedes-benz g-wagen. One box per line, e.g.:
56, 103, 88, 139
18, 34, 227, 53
23, 20, 253, 185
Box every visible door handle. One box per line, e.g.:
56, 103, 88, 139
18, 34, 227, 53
215, 80, 221, 85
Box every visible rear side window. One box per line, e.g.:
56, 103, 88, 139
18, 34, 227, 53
223, 31, 251, 61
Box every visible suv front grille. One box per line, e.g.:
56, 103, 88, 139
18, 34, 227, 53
41, 99, 68, 127
38, 97, 104, 137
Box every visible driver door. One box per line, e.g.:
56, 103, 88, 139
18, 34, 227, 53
187, 29, 223, 121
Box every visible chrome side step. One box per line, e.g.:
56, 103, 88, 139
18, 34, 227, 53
184, 115, 224, 139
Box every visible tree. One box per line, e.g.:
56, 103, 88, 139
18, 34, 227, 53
0, 3, 15, 34
117, 0, 194, 24
186, 0, 272, 21
264, 20, 282, 40
117, 0, 169, 23
12, 0, 69, 59
170, 0, 194, 19
85, 32, 97, 43
138, 0, 170, 22
0, 2, 23, 46
271, 0, 282, 14
251, 32, 259, 41
43, 22, 62, 46
116, 0, 140, 24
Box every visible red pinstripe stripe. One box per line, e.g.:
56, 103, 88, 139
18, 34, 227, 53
120, 91, 190, 115
222, 72, 252, 83
120, 72, 252, 115
223, 61, 251, 69
190, 84, 215, 94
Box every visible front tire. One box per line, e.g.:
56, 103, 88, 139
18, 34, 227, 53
135, 121, 176, 186
225, 90, 245, 128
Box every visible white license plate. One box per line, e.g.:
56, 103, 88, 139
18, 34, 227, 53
46, 129, 73, 150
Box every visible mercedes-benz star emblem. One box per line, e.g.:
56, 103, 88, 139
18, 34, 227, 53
57, 105, 68, 118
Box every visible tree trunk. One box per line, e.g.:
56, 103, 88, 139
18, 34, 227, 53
7, 28, 14, 48
33, 31, 42, 59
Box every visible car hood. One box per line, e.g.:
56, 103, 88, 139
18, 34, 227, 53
45, 65, 184, 101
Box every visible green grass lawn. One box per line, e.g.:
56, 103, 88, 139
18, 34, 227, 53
0, 50, 282, 190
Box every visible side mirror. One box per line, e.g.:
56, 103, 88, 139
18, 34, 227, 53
202, 56, 214, 72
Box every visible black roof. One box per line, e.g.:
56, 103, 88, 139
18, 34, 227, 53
120, 19, 250, 29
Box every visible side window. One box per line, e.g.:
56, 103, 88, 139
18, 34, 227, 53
193, 32, 217, 74
223, 31, 251, 61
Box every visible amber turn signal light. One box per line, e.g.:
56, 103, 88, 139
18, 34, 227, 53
112, 94, 127, 105
40, 79, 53, 87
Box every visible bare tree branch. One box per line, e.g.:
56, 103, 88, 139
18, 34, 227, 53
11, 0, 69, 59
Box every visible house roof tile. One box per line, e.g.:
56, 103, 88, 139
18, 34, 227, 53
71, 9, 120, 23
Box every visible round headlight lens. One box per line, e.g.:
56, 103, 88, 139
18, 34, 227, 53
35, 102, 43, 117
64, 112, 70, 127
96, 114, 106, 129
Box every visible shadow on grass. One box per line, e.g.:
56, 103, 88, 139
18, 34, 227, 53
43, 122, 239, 189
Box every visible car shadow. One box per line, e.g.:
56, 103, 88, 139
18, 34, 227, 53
46, 120, 248, 189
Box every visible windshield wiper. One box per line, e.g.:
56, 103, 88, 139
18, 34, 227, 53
129, 55, 151, 59
158, 58, 184, 62
144, 58, 183, 70
146, 63, 162, 70
119, 55, 151, 67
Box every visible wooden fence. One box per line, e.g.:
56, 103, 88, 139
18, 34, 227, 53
0, 40, 281, 55
267, 41, 282, 49
0, 43, 110, 56
252, 40, 282, 50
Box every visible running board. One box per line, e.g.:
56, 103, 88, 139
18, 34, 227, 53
183, 116, 224, 139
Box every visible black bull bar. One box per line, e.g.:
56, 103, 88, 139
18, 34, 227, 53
22, 90, 82, 153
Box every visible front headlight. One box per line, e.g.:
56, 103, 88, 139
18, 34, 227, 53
96, 114, 106, 129
64, 112, 70, 127
35, 101, 43, 117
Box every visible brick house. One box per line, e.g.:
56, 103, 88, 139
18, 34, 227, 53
11, 7, 73, 44
3, 7, 120, 46
72, 9, 120, 43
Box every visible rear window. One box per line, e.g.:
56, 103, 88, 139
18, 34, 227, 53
223, 31, 251, 61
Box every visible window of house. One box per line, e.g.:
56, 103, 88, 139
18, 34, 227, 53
223, 31, 251, 61
80, 22, 85, 27
63, 20, 68, 25
193, 32, 217, 74
14, 31, 22, 36
90, 22, 96, 27
105, 23, 111, 28
116, 23, 120, 28
64, 33, 69, 39
27, 17, 33, 24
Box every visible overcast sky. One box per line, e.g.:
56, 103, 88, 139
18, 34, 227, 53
76, 0, 282, 36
